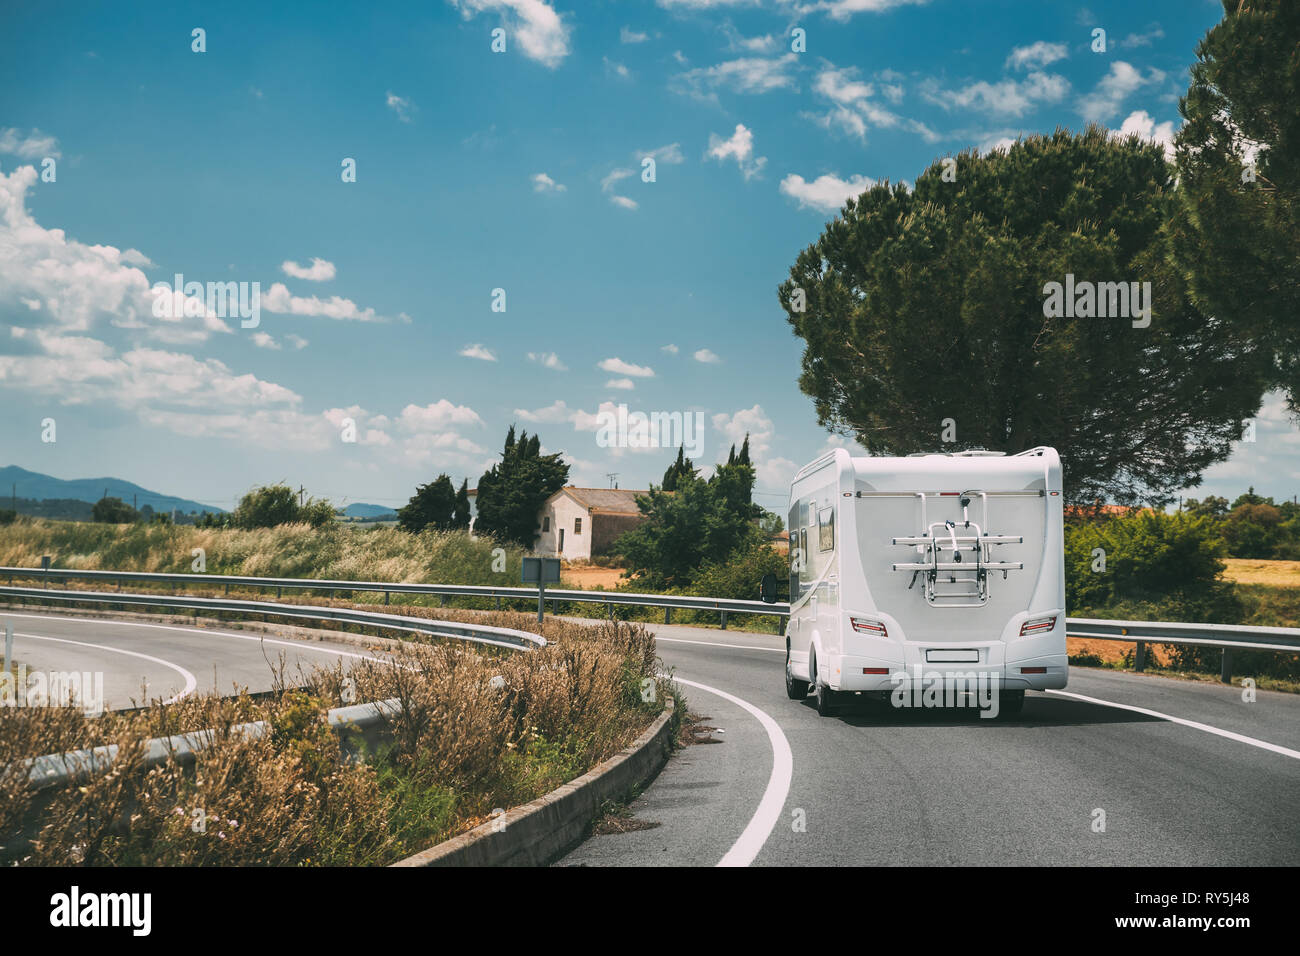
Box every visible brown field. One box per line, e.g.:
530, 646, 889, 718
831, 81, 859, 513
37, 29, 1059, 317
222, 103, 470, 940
561, 565, 628, 589
1221, 558, 1300, 588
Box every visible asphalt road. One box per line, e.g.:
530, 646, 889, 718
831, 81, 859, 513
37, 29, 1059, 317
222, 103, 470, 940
558, 622, 1300, 866
8, 608, 1297, 866
0, 608, 389, 710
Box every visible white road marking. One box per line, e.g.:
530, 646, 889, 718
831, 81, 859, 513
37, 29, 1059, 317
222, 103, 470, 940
656, 636, 784, 653
670, 674, 793, 868
1, 610, 390, 662
1046, 689, 1300, 761
16, 631, 198, 705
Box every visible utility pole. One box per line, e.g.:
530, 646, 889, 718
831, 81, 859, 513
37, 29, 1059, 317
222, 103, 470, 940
298, 485, 306, 507
606, 473, 619, 489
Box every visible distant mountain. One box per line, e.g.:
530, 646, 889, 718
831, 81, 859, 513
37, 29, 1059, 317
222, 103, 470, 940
342, 503, 399, 519
0, 466, 225, 515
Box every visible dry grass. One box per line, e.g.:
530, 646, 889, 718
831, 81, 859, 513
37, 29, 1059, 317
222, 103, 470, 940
0, 518, 523, 585
0, 607, 672, 866
1222, 558, 1300, 588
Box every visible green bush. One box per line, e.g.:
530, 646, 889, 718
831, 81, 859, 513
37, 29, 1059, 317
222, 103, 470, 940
687, 541, 788, 602
1065, 510, 1241, 622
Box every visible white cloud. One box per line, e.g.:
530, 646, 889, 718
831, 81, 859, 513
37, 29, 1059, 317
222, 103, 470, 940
806, 65, 938, 143
693, 348, 721, 364
280, 257, 336, 281
1119, 27, 1165, 49
924, 70, 1069, 117
641, 143, 685, 165
1077, 61, 1165, 123
459, 343, 497, 361
1004, 41, 1068, 71
0, 128, 60, 160
262, 282, 385, 322
609, 194, 638, 210
285, 333, 309, 350
672, 54, 799, 101
601, 168, 635, 192
514, 399, 578, 424
706, 124, 767, 180
721, 22, 779, 54
709, 403, 798, 489
780, 172, 876, 212
1113, 109, 1176, 162
797, 0, 930, 20
603, 56, 632, 79
605, 377, 635, 390
385, 91, 414, 122
620, 26, 649, 44
598, 357, 655, 378
397, 400, 484, 430
531, 172, 566, 192
528, 351, 568, 370
251, 331, 281, 350
0, 165, 228, 340
661, 343, 679, 354
449, 0, 571, 68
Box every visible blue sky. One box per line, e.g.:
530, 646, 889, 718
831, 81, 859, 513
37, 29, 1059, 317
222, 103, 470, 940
1, 0, 1294, 513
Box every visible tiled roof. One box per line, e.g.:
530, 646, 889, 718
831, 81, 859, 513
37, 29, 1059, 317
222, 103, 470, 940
559, 487, 648, 514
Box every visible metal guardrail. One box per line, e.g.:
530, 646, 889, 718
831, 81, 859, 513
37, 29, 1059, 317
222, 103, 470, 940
0, 565, 783, 629
2, 566, 1298, 684
26, 697, 405, 792
0, 585, 546, 652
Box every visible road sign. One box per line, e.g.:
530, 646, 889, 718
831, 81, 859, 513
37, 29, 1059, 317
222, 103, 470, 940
521, 557, 561, 584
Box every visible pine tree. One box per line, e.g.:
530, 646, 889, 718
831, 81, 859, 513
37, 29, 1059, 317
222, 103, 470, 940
474, 427, 569, 546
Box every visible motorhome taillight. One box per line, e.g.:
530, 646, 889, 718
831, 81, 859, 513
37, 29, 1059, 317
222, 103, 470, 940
862, 667, 890, 675
850, 617, 888, 637
1021, 667, 1047, 674
1019, 616, 1057, 636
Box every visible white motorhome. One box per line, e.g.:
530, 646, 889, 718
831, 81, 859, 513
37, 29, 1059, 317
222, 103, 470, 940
773, 447, 1067, 717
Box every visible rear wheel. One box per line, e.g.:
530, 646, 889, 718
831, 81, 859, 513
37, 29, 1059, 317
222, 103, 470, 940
785, 645, 809, 699
812, 656, 838, 716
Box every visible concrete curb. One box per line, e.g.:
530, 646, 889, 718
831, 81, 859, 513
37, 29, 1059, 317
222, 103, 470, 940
393, 695, 676, 868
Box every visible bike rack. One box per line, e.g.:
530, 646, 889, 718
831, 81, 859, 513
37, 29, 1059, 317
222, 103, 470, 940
890, 492, 1023, 607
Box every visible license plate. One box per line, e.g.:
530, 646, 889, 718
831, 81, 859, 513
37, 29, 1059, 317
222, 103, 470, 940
926, 649, 980, 663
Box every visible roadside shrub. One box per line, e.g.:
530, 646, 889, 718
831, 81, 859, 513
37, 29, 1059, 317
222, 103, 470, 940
1065, 510, 1241, 622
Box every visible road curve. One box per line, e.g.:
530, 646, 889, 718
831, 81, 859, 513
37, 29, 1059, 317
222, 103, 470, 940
0, 609, 391, 711
558, 621, 1300, 866
7, 608, 1296, 866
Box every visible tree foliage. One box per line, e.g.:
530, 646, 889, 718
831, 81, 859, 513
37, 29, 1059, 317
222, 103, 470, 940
232, 484, 335, 529
473, 426, 569, 547
661, 447, 696, 492
91, 496, 138, 524
614, 446, 765, 590
398, 475, 457, 534
1172, 0, 1300, 413
778, 128, 1270, 506
1065, 510, 1240, 621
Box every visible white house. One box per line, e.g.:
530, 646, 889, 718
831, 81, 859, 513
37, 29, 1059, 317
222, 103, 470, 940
534, 486, 647, 560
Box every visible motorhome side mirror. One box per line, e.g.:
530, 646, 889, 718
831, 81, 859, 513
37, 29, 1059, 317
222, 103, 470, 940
759, 573, 778, 604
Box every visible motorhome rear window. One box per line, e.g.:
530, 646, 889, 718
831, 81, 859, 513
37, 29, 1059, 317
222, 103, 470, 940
818, 507, 834, 551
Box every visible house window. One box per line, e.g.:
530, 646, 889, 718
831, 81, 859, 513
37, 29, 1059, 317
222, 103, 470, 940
574, 517, 583, 534
542, 516, 550, 533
